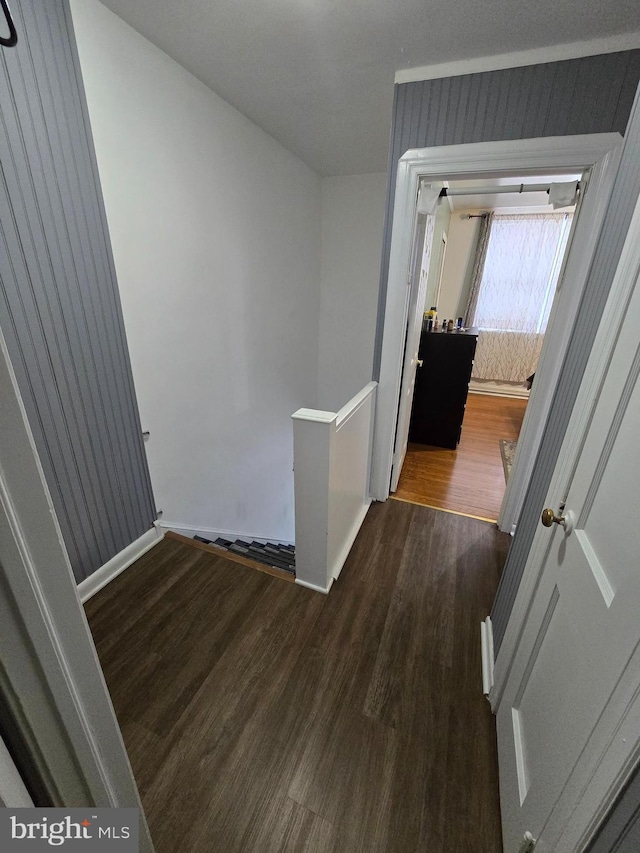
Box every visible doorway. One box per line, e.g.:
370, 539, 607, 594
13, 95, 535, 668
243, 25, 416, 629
392, 173, 581, 522
370, 134, 623, 535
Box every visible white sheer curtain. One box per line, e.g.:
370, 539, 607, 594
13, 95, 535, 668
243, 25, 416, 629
470, 213, 573, 383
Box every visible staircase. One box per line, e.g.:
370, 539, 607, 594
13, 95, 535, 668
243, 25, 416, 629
194, 536, 295, 577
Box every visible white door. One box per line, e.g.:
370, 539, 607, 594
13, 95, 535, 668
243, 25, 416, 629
390, 211, 435, 491
495, 197, 640, 852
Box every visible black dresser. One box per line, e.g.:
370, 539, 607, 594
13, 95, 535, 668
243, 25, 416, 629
408, 327, 478, 449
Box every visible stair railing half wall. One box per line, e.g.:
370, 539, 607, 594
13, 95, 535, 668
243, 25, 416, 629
292, 382, 377, 593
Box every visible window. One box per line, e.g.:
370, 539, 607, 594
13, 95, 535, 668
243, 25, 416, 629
473, 213, 573, 334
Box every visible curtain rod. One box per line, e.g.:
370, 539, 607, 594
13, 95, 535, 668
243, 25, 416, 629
439, 182, 580, 198
461, 210, 574, 219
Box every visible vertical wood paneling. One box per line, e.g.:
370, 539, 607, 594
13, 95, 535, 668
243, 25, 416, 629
0, 0, 155, 582
374, 51, 640, 384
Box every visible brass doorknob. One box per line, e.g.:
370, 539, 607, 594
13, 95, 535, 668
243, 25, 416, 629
417, 359, 424, 367
541, 508, 565, 528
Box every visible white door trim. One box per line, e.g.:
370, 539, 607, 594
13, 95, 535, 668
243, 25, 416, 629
0, 329, 154, 850
371, 133, 623, 505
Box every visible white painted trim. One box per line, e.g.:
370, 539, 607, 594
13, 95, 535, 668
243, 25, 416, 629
394, 33, 640, 84
291, 409, 336, 423
481, 617, 495, 696
371, 134, 622, 503
0, 329, 154, 850
295, 577, 332, 595
155, 519, 294, 547
336, 382, 377, 424
78, 527, 163, 603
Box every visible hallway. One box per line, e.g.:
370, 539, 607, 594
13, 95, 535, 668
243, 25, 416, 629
86, 500, 509, 852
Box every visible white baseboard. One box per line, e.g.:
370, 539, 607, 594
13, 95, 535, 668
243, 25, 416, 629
295, 577, 332, 595
77, 527, 163, 603
481, 616, 495, 698
469, 380, 530, 399
155, 519, 294, 547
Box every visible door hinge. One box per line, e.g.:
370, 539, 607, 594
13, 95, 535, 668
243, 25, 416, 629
517, 831, 536, 853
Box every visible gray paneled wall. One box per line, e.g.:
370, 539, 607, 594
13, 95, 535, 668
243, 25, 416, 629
374, 50, 640, 378
0, 0, 156, 582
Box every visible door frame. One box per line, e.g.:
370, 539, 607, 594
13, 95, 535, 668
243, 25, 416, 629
0, 328, 155, 850
370, 133, 623, 506
493, 194, 640, 853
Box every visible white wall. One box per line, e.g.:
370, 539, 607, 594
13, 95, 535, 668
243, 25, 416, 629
317, 174, 387, 410
71, 0, 322, 542
437, 212, 481, 321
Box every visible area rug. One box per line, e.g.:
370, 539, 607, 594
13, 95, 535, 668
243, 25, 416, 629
499, 439, 517, 482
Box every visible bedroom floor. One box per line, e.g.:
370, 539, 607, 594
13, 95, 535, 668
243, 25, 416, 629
393, 392, 528, 521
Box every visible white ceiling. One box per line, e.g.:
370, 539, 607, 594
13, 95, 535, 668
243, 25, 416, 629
98, 0, 640, 176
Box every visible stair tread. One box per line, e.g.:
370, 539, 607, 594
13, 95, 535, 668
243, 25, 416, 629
246, 549, 294, 571
189, 534, 294, 570
163, 531, 295, 583
260, 545, 295, 562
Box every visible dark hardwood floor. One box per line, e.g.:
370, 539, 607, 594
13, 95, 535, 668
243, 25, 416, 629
394, 393, 528, 521
85, 501, 510, 852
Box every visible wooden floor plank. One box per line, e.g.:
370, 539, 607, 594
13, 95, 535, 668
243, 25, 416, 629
86, 501, 508, 852
238, 794, 334, 853
394, 392, 528, 520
